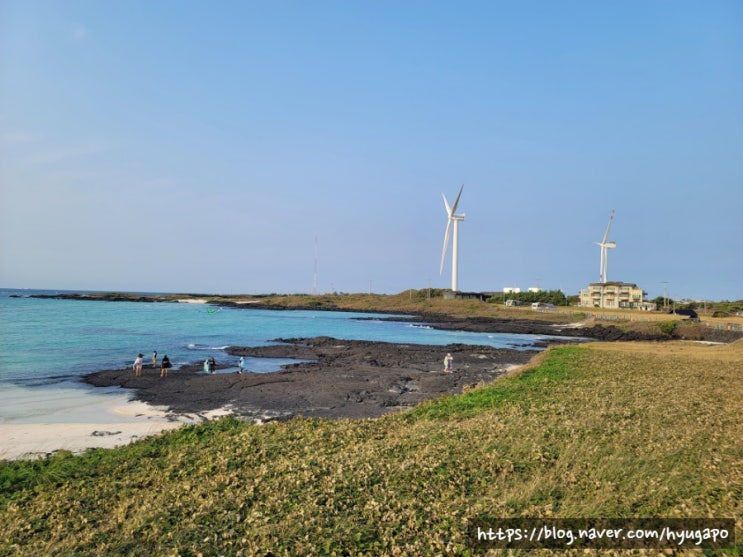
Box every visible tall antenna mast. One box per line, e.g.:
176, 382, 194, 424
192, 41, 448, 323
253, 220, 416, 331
313, 236, 318, 295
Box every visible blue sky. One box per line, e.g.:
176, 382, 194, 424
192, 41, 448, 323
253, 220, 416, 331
1, 1, 741, 300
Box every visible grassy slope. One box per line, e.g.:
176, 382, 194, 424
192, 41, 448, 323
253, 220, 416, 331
1, 339, 741, 555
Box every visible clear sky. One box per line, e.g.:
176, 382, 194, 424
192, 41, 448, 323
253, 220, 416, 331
1, 1, 741, 301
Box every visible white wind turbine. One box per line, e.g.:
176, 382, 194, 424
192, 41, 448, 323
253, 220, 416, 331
596, 209, 616, 283
439, 185, 465, 292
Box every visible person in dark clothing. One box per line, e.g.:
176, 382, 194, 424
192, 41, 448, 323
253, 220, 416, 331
160, 355, 172, 377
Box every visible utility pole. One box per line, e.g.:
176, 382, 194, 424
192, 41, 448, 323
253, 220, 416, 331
661, 281, 668, 311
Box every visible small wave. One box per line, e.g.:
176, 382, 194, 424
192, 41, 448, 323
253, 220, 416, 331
186, 343, 229, 351
406, 324, 433, 330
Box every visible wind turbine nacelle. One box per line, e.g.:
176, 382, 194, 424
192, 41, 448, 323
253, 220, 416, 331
605, 242, 616, 248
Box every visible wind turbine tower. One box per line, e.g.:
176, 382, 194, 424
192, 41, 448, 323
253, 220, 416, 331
596, 209, 616, 283
439, 185, 466, 292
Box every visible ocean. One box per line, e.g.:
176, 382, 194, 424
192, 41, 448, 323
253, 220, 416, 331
0, 288, 553, 425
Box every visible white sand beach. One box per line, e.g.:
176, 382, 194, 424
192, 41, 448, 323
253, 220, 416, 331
0, 386, 232, 461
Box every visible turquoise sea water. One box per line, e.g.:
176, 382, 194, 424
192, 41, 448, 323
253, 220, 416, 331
0, 288, 557, 423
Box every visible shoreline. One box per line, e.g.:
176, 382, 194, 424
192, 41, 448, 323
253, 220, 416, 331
4, 335, 542, 460
4, 299, 573, 461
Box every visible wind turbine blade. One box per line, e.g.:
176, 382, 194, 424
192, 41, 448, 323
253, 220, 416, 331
440, 219, 452, 275
450, 184, 464, 215
442, 193, 451, 215
601, 209, 615, 244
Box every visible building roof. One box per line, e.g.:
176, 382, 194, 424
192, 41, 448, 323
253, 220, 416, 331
586, 281, 639, 288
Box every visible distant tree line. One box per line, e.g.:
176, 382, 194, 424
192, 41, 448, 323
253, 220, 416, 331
488, 289, 570, 306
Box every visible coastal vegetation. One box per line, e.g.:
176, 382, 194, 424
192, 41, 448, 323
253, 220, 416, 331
656, 320, 678, 336
1, 340, 741, 555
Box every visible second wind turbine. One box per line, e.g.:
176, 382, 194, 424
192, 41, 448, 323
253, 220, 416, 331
439, 185, 465, 292
596, 209, 616, 283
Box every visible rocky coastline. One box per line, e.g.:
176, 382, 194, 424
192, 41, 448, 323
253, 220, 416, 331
83, 336, 539, 422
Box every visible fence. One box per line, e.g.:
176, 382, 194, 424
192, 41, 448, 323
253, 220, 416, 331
706, 322, 743, 332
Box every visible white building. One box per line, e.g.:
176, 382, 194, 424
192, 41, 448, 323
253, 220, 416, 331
579, 281, 655, 310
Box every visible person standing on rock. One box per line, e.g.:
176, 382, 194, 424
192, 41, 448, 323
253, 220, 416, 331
444, 353, 454, 373
133, 354, 144, 377
238, 356, 245, 374
160, 355, 172, 377
152, 351, 158, 368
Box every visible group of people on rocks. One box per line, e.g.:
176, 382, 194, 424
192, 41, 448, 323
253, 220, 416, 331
135, 352, 455, 377
203, 355, 248, 374
132, 351, 171, 377
132, 352, 251, 377
200, 355, 250, 374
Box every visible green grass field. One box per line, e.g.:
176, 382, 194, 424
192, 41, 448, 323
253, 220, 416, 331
1, 340, 741, 555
